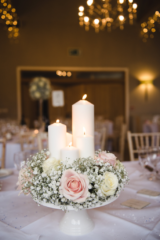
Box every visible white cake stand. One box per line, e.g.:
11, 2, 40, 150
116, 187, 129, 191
35, 195, 119, 236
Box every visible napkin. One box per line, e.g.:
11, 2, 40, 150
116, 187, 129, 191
0, 221, 39, 240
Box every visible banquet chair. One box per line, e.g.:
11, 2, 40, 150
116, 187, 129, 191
127, 131, 160, 161
0, 138, 6, 168
38, 132, 48, 151
20, 132, 38, 151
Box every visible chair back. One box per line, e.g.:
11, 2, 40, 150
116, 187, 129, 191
38, 132, 48, 151
127, 131, 160, 161
0, 138, 6, 168
20, 132, 38, 151
119, 124, 127, 161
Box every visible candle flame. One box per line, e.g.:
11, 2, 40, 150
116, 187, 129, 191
83, 127, 86, 135
56, 119, 59, 123
69, 142, 72, 147
82, 94, 87, 100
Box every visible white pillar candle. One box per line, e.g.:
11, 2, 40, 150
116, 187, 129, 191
66, 132, 73, 146
76, 128, 94, 158
61, 143, 79, 164
48, 119, 66, 159
72, 94, 94, 147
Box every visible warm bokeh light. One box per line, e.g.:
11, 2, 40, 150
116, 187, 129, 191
78, 12, 83, 16
119, 15, 124, 21
13, 20, 18, 25
119, 0, 124, 4
34, 129, 39, 134
79, 6, 84, 12
56, 119, 59, 123
84, 16, 89, 23
128, 0, 133, 3
94, 19, 99, 25
67, 71, 72, 77
132, 3, 137, 9
82, 94, 87, 100
143, 28, 148, 33
87, 0, 93, 6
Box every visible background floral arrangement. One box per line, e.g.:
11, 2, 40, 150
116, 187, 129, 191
17, 150, 129, 210
29, 77, 51, 100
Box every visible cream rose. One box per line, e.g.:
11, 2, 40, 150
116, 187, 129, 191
101, 171, 118, 196
42, 157, 60, 175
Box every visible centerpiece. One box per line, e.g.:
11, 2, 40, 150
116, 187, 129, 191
17, 95, 129, 236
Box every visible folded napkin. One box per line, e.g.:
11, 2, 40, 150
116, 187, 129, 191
0, 221, 39, 240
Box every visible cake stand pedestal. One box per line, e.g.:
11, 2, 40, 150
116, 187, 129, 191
35, 195, 119, 236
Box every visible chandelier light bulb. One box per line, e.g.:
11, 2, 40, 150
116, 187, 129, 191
94, 18, 99, 24
87, 0, 93, 6
155, 11, 159, 16
119, 15, 124, 21
78, 12, 83, 16
128, 0, 133, 3
79, 6, 84, 12
143, 28, 148, 33
132, 3, 137, 9
84, 16, 89, 23
119, 0, 124, 4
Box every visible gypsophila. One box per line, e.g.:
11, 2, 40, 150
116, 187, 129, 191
17, 150, 129, 210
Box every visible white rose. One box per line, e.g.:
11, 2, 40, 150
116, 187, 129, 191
42, 157, 60, 175
101, 171, 118, 196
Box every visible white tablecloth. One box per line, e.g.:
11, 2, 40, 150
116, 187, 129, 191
0, 162, 160, 240
0, 141, 21, 169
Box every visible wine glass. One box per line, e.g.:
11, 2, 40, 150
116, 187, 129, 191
138, 147, 154, 178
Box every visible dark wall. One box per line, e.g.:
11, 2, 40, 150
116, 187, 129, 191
0, 0, 160, 123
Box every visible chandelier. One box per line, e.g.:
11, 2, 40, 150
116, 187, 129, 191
78, 0, 138, 33
141, 11, 160, 42
0, 0, 19, 39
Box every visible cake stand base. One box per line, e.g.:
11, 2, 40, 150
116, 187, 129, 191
60, 210, 94, 236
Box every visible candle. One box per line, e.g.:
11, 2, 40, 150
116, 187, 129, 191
48, 119, 66, 159
66, 132, 73, 146
61, 142, 79, 164
72, 94, 94, 147
76, 127, 94, 158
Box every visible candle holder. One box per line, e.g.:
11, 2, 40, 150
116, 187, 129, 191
35, 195, 118, 236
17, 150, 128, 236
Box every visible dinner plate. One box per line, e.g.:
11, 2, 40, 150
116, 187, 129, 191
0, 169, 13, 178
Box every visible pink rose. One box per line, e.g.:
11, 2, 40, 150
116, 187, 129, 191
96, 152, 116, 167
59, 169, 89, 203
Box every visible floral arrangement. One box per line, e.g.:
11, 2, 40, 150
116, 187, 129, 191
17, 150, 129, 210
29, 77, 51, 100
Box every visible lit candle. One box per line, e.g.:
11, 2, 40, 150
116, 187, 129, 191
76, 127, 94, 158
66, 132, 73, 146
61, 142, 79, 164
72, 94, 94, 147
48, 119, 66, 159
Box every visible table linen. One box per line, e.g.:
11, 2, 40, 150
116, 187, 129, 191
0, 162, 160, 240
